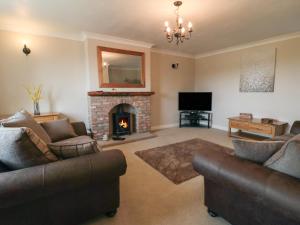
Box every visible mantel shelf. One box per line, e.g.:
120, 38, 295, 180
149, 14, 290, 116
88, 91, 155, 97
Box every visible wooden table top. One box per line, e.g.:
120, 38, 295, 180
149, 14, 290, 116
32, 113, 60, 117
228, 117, 288, 126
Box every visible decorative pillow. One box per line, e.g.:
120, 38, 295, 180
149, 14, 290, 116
48, 136, 101, 159
232, 139, 285, 164
1, 110, 51, 144
0, 127, 58, 170
41, 118, 78, 142
264, 134, 300, 179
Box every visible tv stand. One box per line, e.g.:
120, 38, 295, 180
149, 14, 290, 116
179, 111, 212, 128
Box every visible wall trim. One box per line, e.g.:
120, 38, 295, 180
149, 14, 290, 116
211, 124, 228, 131
0, 25, 83, 41
151, 123, 178, 131
196, 31, 300, 59
151, 48, 195, 59
2, 25, 300, 59
82, 32, 154, 48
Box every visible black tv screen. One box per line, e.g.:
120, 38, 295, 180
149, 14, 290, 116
178, 92, 212, 111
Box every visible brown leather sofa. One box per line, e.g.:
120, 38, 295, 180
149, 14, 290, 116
0, 122, 127, 225
192, 148, 300, 225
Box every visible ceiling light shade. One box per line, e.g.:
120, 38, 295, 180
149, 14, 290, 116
164, 1, 193, 45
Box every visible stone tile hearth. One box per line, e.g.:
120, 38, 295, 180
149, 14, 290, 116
88, 92, 154, 140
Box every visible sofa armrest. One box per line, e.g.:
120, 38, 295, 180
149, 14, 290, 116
192, 149, 300, 220
71, 121, 88, 136
0, 150, 126, 208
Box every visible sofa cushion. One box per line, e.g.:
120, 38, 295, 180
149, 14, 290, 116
1, 110, 51, 144
48, 136, 101, 159
41, 119, 78, 142
232, 139, 285, 164
264, 134, 300, 179
0, 127, 58, 170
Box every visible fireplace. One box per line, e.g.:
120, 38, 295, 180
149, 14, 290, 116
88, 91, 154, 140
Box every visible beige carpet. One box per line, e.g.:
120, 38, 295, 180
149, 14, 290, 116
85, 128, 233, 225
136, 138, 233, 184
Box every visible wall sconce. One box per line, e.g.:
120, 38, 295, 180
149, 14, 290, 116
171, 63, 179, 69
23, 44, 31, 56
103, 62, 108, 69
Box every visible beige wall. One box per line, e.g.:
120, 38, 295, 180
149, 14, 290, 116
85, 38, 151, 92
3, 29, 298, 131
151, 52, 195, 128
0, 30, 195, 129
195, 37, 300, 130
0, 30, 88, 123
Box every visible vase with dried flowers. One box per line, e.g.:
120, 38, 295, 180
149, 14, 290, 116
25, 85, 42, 115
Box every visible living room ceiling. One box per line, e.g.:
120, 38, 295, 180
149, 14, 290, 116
1, 0, 300, 55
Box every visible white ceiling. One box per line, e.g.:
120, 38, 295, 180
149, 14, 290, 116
1, 0, 300, 55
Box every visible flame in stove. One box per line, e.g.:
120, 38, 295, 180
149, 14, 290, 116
119, 120, 128, 129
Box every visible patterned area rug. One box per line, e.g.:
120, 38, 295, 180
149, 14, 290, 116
135, 138, 233, 184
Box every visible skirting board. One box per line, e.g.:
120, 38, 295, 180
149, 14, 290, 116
151, 123, 228, 132
212, 124, 228, 131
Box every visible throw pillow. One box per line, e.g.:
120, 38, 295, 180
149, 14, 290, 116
1, 110, 51, 144
264, 134, 300, 179
48, 136, 101, 159
0, 127, 58, 170
41, 118, 78, 142
232, 139, 285, 164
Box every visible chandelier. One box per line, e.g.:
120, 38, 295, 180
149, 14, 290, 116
164, 1, 193, 45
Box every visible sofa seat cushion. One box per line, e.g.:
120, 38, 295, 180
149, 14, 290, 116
1, 110, 51, 144
0, 127, 58, 170
264, 134, 300, 179
48, 136, 101, 159
232, 139, 285, 164
41, 119, 78, 142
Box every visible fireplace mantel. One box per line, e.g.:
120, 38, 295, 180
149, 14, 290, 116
88, 91, 155, 97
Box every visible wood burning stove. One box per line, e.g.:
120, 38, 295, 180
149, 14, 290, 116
112, 111, 131, 136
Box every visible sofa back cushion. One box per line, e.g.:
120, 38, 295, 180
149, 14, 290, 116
232, 139, 284, 164
41, 119, 78, 142
264, 134, 300, 179
1, 110, 51, 144
0, 127, 58, 170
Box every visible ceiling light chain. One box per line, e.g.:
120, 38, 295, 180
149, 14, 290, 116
164, 1, 193, 45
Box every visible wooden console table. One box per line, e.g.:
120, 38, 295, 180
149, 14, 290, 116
33, 113, 60, 123
228, 117, 287, 139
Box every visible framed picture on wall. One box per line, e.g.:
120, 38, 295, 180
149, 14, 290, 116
240, 47, 277, 92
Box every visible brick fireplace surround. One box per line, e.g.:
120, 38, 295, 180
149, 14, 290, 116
88, 91, 154, 140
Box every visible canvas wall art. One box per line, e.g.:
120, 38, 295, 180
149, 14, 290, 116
240, 47, 277, 92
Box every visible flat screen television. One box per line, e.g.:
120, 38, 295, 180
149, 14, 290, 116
178, 92, 212, 111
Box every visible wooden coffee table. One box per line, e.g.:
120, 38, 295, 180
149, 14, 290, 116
228, 117, 288, 139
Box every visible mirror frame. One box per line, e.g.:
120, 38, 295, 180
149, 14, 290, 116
97, 46, 146, 88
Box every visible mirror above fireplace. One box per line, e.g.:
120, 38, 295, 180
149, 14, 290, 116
97, 46, 145, 88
